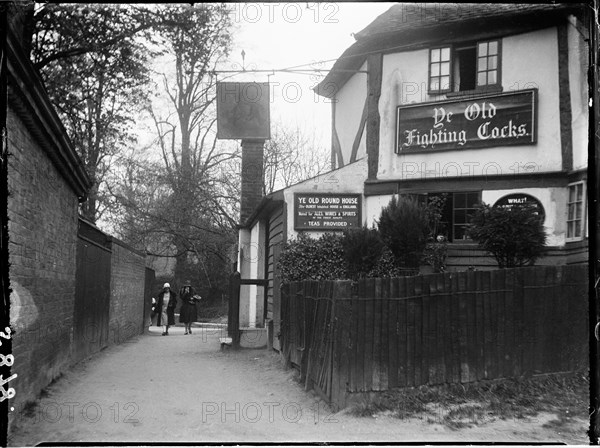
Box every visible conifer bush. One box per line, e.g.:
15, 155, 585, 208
468, 203, 547, 268
377, 196, 430, 270
341, 226, 385, 280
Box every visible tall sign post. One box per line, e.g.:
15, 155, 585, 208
216, 81, 270, 347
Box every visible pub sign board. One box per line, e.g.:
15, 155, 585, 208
294, 193, 361, 230
396, 89, 537, 152
216, 82, 271, 140
493, 193, 545, 222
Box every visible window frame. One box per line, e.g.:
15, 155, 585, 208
451, 191, 481, 242
428, 39, 502, 95
428, 46, 453, 94
427, 191, 481, 243
476, 39, 502, 89
566, 181, 587, 242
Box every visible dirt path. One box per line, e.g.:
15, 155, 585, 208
8, 325, 588, 445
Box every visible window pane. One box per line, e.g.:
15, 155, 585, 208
489, 40, 498, 54
441, 47, 450, 61
477, 72, 487, 86
454, 210, 467, 224
431, 48, 440, 62
478, 57, 487, 71
568, 203, 575, 220
478, 42, 487, 57
431, 78, 440, 91
576, 203, 582, 219
454, 193, 466, 208
454, 225, 467, 240
489, 55, 497, 70
467, 192, 479, 207
441, 62, 450, 75
567, 222, 574, 238
488, 70, 497, 84
575, 221, 581, 237
569, 185, 576, 202
577, 184, 583, 200
440, 75, 450, 90
431, 62, 440, 76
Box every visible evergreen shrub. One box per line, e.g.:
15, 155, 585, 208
278, 232, 346, 283
377, 196, 430, 270
341, 226, 385, 280
468, 203, 547, 268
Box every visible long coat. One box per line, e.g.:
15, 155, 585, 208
179, 286, 198, 323
156, 289, 177, 326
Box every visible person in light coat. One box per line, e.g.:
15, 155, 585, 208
156, 283, 177, 336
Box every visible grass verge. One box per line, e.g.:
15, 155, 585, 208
348, 371, 588, 430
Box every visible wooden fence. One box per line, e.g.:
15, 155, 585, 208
280, 265, 588, 410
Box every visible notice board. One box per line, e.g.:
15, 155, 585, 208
294, 193, 361, 230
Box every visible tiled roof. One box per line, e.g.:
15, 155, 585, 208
315, 2, 584, 97
353, 3, 575, 40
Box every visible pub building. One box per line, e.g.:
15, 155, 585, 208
235, 3, 589, 350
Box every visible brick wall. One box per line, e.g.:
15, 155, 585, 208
108, 239, 146, 345
7, 105, 79, 412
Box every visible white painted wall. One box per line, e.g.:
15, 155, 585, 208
283, 157, 369, 240
238, 220, 267, 328
482, 187, 566, 246
568, 15, 589, 172
335, 61, 368, 165
375, 27, 563, 181
365, 188, 567, 247
364, 194, 394, 228
238, 228, 251, 327
332, 27, 567, 181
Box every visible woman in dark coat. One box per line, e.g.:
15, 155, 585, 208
179, 280, 199, 334
157, 282, 177, 336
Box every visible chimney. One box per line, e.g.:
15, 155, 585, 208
240, 139, 264, 225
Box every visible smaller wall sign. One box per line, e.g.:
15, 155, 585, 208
493, 193, 545, 222
294, 193, 361, 230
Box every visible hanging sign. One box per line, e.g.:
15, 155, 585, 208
216, 82, 270, 139
493, 193, 545, 222
294, 193, 361, 230
396, 89, 536, 152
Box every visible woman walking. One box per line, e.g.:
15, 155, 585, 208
179, 280, 198, 334
157, 283, 176, 336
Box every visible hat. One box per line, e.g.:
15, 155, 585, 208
183, 280, 192, 286
163, 283, 170, 289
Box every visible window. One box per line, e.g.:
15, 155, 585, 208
429, 47, 451, 93
477, 41, 499, 87
428, 191, 480, 242
429, 40, 501, 94
567, 182, 586, 241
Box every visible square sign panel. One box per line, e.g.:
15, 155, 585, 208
216, 82, 270, 139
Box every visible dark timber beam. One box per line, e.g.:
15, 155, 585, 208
366, 53, 382, 180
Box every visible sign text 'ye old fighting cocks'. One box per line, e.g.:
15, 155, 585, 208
396, 90, 536, 152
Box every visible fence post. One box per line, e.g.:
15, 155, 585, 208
228, 271, 241, 348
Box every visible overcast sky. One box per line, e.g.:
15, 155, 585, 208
223, 2, 394, 147
138, 3, 394, 158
